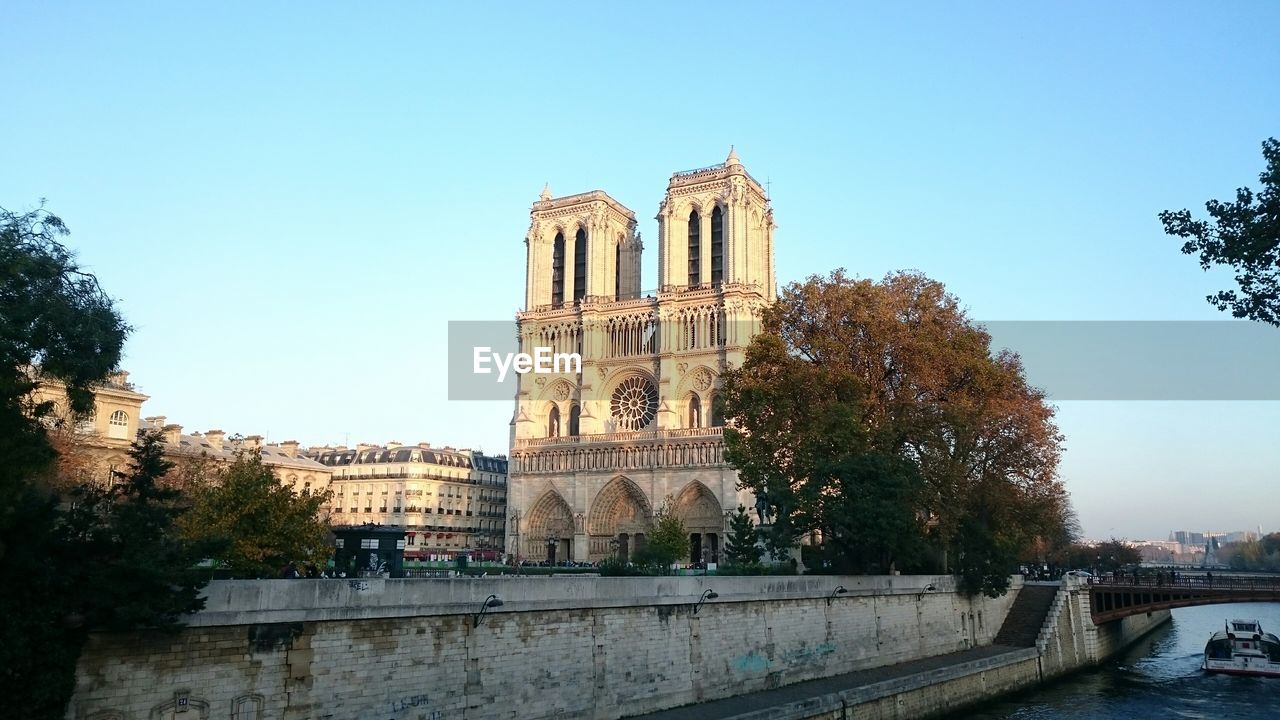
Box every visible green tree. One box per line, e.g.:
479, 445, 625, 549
1160, 138, 1280, 326
180, 452, 332, 578
0, 205, 133, 719
61, 430, 209, 631
722, 270, 1069, 596
722, 505, 763, 567
634, 498, 687, 574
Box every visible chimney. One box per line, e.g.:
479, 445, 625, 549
356, 443, 374, 453
162, 423, 182, 445
386, 441, 401, 450
243, 435, 263, 452
206, 429, 225, 451
145, 415, 167, 430
280, 440, 300, 458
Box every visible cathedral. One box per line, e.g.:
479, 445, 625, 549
506, 149, 776, 564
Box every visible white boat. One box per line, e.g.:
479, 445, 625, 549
1203, 619, 1280, 677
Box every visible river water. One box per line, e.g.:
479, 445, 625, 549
961, 602, 1280, 718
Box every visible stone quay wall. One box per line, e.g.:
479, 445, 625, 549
67, 575, 1019, 720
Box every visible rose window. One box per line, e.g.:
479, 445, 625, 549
610, 376, 658, 431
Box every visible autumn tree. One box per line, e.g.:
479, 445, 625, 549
722, 270, 1070, 596
179, 452, 332, 578
1161, 138, 1280, 326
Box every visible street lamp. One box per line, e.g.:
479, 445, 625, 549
547, 535, 559, 565
473, 594, 503, 628
693, 589, 719, 615
916, 583, 937, 601
827, 585, 848, 606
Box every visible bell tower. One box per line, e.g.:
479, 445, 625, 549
524, 186, 641, 310
656, 147, 775, 300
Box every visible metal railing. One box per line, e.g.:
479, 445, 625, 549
1087, 575, 1280, 591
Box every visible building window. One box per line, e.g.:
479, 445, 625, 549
77, 410, 96, 434
710, 205, 724, 284
568, 404, 580, 436
573, 228, 588, 302
710, 393, 725, 427
687, 209, 701, 286
688, 395, 702, 428
610, 376, 659, 431
551, 232, 566, 305
615, 244, 622, 300
108, 410, 128, 439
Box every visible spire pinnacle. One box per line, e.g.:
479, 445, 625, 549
726, 145, 741, 165
539, 182, 552, 201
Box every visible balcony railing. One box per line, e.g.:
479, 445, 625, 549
516, 426, 723, 448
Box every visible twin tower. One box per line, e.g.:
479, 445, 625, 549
507, 149, 777, 565
522, 147, 776, 309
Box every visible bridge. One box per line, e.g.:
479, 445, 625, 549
1088, 574, 1280, 623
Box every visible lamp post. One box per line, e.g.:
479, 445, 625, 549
547, 535, 559, 565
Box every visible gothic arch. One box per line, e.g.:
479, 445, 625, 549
673, 481, 724, 533
538, 379, 576, 403
676, 364, 718, 397
588, 476, 652, 537
526, 489, 574, 540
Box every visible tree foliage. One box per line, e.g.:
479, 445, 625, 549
179, 452, 332, 578
1160, 138, 1280, 326
631, 498, 687, 574
1220, 534, 1280, 571
60, 430, 209, 631
0, 205, 208, 719
722, 270, 1072, 596
722, 505, 763, 567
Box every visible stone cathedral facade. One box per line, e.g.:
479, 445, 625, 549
507, 149, 776, 564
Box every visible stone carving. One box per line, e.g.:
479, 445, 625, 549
677, 362, 688, 374
553, 382, 571, 401
692, 367, 714, 391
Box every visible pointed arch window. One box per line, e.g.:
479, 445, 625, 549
548, 406, 561, 438
573, 228, 588, 303
551, 232, 566, 306
615, 243, 622, 300
688, 395, 702, 428
568, 404, 581, 436
709, 394, 725, 427
688, 210, 701, 286
710, 205, 724, 284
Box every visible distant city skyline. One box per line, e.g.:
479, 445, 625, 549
3, 3, 1278, 540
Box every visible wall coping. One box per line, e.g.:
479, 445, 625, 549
186, 574, 1013, 627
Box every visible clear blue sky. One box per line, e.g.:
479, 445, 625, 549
3, 2, 1277, 540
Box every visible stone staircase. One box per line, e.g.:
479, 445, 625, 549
993, 584, 1060, 647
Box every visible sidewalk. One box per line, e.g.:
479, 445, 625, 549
625, 645, 1035, 720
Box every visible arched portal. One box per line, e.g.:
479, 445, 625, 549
673, 481, 725, 564
524, 489, 574, 563
588, 476, 653, 560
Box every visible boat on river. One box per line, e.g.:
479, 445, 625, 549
1203, 619, 1280, 677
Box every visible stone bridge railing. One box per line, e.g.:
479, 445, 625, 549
1086, 575, 1280, 623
